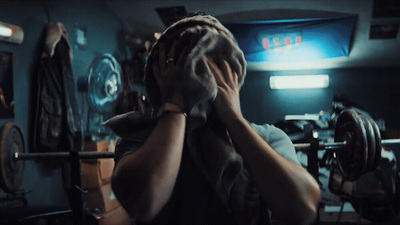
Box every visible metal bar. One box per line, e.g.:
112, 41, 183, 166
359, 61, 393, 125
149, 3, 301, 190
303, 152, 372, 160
293, 143, 312, 151
13, 139, 400, 159
294, 138, 400, 152
14, 152, 115, 160
381, 139, 400, 147
70, 150, 85, 225
78, 152, 115, 159
15, 152, 70, 160
20, 209, 72, 221
321, 142, 347, 151
294, 142, 346, 151
304, 124, 319, 181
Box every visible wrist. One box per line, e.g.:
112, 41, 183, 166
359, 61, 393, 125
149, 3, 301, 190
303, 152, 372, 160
222, 114, 246, 129
164, 102, 187, 117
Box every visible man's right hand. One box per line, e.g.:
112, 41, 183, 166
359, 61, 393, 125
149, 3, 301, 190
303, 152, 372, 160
153, 41, 189, 112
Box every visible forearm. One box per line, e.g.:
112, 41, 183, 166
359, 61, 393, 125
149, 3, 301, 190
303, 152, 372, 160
112, 112, 186, 221
225, 117, 320, 225
207, 55, 320, 224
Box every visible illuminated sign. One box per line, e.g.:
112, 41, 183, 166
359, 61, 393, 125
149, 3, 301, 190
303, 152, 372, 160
224, 16, 357, 62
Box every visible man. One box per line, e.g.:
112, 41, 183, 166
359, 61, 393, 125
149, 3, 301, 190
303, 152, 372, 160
107, 14, 320, 225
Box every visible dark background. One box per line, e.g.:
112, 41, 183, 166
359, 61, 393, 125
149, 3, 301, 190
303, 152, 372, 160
0, 0, 399, 210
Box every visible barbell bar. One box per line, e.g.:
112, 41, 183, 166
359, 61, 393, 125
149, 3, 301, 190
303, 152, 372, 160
292, 139, 400, 152
2, 109, 400, 194
11, 139, 400, 160
14, 151, 115, 160
12, 139, 400, 161
12, 137, 400, 160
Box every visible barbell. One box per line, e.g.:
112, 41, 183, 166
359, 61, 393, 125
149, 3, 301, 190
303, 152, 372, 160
1, 109, 400, 193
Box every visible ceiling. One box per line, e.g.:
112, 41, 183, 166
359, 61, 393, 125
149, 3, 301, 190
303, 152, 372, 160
105, 0, 400, 71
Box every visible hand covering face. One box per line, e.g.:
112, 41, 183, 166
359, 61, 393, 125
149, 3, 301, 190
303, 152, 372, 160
144, 14, 247, 118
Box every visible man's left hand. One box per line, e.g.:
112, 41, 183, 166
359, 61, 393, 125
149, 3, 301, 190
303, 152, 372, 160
206, 56, 243, 125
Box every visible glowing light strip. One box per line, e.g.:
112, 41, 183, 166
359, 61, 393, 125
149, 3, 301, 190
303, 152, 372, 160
0, 22, 24, 44
270, 74, 329, 89
0, 24, 12, 37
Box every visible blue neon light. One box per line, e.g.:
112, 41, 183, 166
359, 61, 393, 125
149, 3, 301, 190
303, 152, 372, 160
223, 16, 358, 63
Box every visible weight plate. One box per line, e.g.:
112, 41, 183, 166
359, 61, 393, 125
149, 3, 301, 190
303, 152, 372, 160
0, 122, 25, 193
367, 117, 382, 170
334, 109, 368, 181
360, 115, 376, 172
87, 54, 122, 113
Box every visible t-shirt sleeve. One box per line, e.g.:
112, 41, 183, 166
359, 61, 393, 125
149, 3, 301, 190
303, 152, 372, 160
250, 123, 300, 165
104, 111, 157, 166
114, 138, 144, 166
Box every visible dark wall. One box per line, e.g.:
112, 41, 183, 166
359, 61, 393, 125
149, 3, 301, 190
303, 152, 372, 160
0, 0, 127, 206
241, 67, 400, 132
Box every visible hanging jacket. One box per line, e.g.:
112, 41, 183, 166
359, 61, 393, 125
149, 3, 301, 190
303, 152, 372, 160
33, 23, 83, 152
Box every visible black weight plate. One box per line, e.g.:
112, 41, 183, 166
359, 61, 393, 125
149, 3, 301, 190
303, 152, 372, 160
360, 115, 376, 172
334, 109, 368, 181
0, 122, 25, 193
367, 117, 382, 170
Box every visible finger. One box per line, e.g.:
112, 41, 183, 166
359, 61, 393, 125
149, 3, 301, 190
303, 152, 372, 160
228, 62, 238, 87
159, 43, 166, 68
232, 70, 239, 88
167, 40, 179, 60
221, 56, 239, 89
188, 35, 200, 49
231, 57, 242, 81
178, 36, 197, 65
177, 45, 189, 67
206, 57, 225, 86
218, 56, 233, 84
